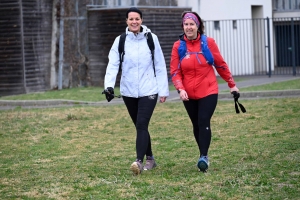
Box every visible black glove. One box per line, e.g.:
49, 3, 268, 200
102, 87, 114, 102
231, 91, 246, 114
232, 91, 240, 100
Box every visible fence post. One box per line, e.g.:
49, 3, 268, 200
58, 0, 64, 90
266, 17, 272, 77
19, 0, 27, 92
291, 18, 296, 76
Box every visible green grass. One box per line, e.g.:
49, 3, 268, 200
0, 78, 299, 102
0, 87, 111, 102
241, 78, 300, 91
219, 78, 300, 93
0, 98, 299, 199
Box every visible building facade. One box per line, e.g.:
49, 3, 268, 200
1, 0, 299, 96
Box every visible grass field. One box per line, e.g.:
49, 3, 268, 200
0, 97, 299, 199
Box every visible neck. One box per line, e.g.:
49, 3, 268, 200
186, 33, 198, 40
187, 35, 197, 40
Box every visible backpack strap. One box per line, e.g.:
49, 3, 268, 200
178, 34, 186, 61
146, 33, 156, 77
178, 41, 187, 62
171, 34, 215, 80
200, 35, 214, 65
178, 34, 214, 65
118, 33, 126, 71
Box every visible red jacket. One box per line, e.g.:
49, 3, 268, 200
170, 34, 236, 99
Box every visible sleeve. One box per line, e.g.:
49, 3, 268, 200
170, 41, 185, 91
104, 36, 121, 89
208, 38, 236, 88
152, 33, 169, 97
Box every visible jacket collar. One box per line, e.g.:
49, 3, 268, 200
125, 25, 151, 40
179, 33, 200, 43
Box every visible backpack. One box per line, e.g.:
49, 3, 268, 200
171, 34, 214, 79
178, 34, 214, 65
118, 32, 156, 76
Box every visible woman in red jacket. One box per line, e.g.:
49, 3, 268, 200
170, 11, 239, 172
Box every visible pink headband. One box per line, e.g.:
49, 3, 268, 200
183, 13, 200, 27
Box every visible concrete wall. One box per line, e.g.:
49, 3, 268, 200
178, 0, 272, 20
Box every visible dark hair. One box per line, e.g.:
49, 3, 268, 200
181, 11, 204, 35
126, 7, 143, 19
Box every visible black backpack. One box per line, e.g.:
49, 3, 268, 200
118, 32, 156, 76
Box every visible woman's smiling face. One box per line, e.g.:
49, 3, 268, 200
126, 12, 142, 34
183, 18, 198, 40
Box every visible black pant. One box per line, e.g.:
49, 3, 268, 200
123, 94, 158, 162
183, 94, 218, 157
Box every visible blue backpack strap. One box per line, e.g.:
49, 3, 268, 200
201, 34, 214, 65
178, 34, 186, 61
178, 41, 186, 62
171, 34, 214, 80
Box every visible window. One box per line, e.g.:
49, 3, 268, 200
274, 0, 300, 11
214, 21, 220, 30
233, 20, 237, 29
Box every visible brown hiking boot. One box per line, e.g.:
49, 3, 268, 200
143, 156, 157, 171
130, 160, 143, 175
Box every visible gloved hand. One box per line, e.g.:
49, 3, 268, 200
231, 91, 246, 113
231, 91, 240, 100
102, 87, 114, 102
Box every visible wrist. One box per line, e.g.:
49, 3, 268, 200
177, 89, 184, 94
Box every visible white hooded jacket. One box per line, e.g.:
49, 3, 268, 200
104, 25, 169, 98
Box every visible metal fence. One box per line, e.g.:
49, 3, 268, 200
0, 0, 53, 96
204, 17, 300, 76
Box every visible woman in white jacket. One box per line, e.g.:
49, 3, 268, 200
103, 7, 169, 175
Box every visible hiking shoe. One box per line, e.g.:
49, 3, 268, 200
130, 160, 143, 175
143, 156, 157, 171
197, 156, 209, 172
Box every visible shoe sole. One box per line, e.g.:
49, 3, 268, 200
130, 162, 142, 175
197, 160, 208, 172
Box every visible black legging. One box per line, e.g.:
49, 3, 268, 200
122, 94, 158, 162
183, 94, 218, 157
